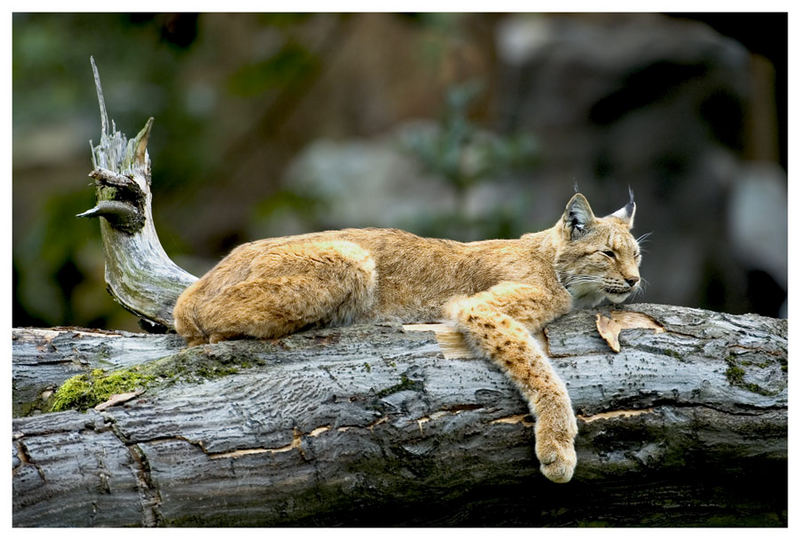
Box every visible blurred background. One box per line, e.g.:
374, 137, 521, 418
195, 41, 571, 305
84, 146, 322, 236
12, 12, 787, 332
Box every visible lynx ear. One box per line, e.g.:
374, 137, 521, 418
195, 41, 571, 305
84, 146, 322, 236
562, 193, 596, 239
608, 187, 636, 228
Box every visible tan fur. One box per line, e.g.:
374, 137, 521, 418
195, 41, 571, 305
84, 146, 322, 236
174, 193, 642, 482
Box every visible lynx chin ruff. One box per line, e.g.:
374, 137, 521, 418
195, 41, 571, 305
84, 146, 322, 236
174, 192, 642, 483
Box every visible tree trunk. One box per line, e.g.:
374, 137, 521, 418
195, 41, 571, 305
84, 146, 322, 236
12, 303, 787, 526
11, 59, 787, 527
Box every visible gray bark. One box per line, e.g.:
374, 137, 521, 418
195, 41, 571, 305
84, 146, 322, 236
12, 304, 787, 526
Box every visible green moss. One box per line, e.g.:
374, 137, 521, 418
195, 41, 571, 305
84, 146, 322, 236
724, 356, 780, 397
50, 368, 155, 412
47, 341, 267, 413
193, 364, 239, 379
147, 344, 258, 383
50, 374, 93, 411
375, 375, 422, 399
725, 365, 746, 386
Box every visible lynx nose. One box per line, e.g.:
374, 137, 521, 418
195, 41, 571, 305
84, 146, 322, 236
625, 277, 640, 287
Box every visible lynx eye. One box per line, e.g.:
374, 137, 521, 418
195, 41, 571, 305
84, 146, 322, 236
601, 250, 616, 259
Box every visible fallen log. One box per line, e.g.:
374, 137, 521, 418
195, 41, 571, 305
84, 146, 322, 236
10, 59, 787, 527
12, 303, 787, 526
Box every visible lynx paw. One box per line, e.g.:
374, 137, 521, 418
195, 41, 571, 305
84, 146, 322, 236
536, 437, 577, 483
535, 411, 578, 483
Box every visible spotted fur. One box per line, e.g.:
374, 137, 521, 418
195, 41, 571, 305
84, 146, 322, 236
174, 192, 642, 482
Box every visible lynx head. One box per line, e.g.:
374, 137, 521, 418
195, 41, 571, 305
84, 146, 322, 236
554, 190, 642, 307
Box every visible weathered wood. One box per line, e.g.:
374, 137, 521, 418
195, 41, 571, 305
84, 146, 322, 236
78, 58, 196, 329
12, 304, 787, 526
12, 327, 185, 417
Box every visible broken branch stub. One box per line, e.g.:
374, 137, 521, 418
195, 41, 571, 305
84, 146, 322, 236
79, 57, 197, 329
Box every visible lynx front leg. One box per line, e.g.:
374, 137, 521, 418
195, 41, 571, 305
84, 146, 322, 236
445, 282, 578, 483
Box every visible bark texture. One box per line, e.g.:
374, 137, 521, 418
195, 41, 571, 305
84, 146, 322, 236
12, 304, 787, 527
77, 58, 196, 329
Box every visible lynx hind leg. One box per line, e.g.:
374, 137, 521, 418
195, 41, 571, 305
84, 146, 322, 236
446, 292, 578, 483
173, 281, 209, 346
194, 240, 377, 342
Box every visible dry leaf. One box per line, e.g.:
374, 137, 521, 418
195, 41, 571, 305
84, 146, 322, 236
94, 390, 143, 411
596, 314, 623, 352
596, 311, 665, 353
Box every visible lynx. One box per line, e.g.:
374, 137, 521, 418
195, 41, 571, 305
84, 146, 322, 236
174, 192, 642, 483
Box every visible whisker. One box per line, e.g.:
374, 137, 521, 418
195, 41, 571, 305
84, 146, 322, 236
631, 277, 649, 299
564, 276, 604, 286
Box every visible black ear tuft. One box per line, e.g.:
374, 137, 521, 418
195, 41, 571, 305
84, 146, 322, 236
608, 187, 636, 228
562, 193, 596, 239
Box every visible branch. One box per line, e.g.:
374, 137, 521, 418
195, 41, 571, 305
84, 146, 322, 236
79, 58, 196, 329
